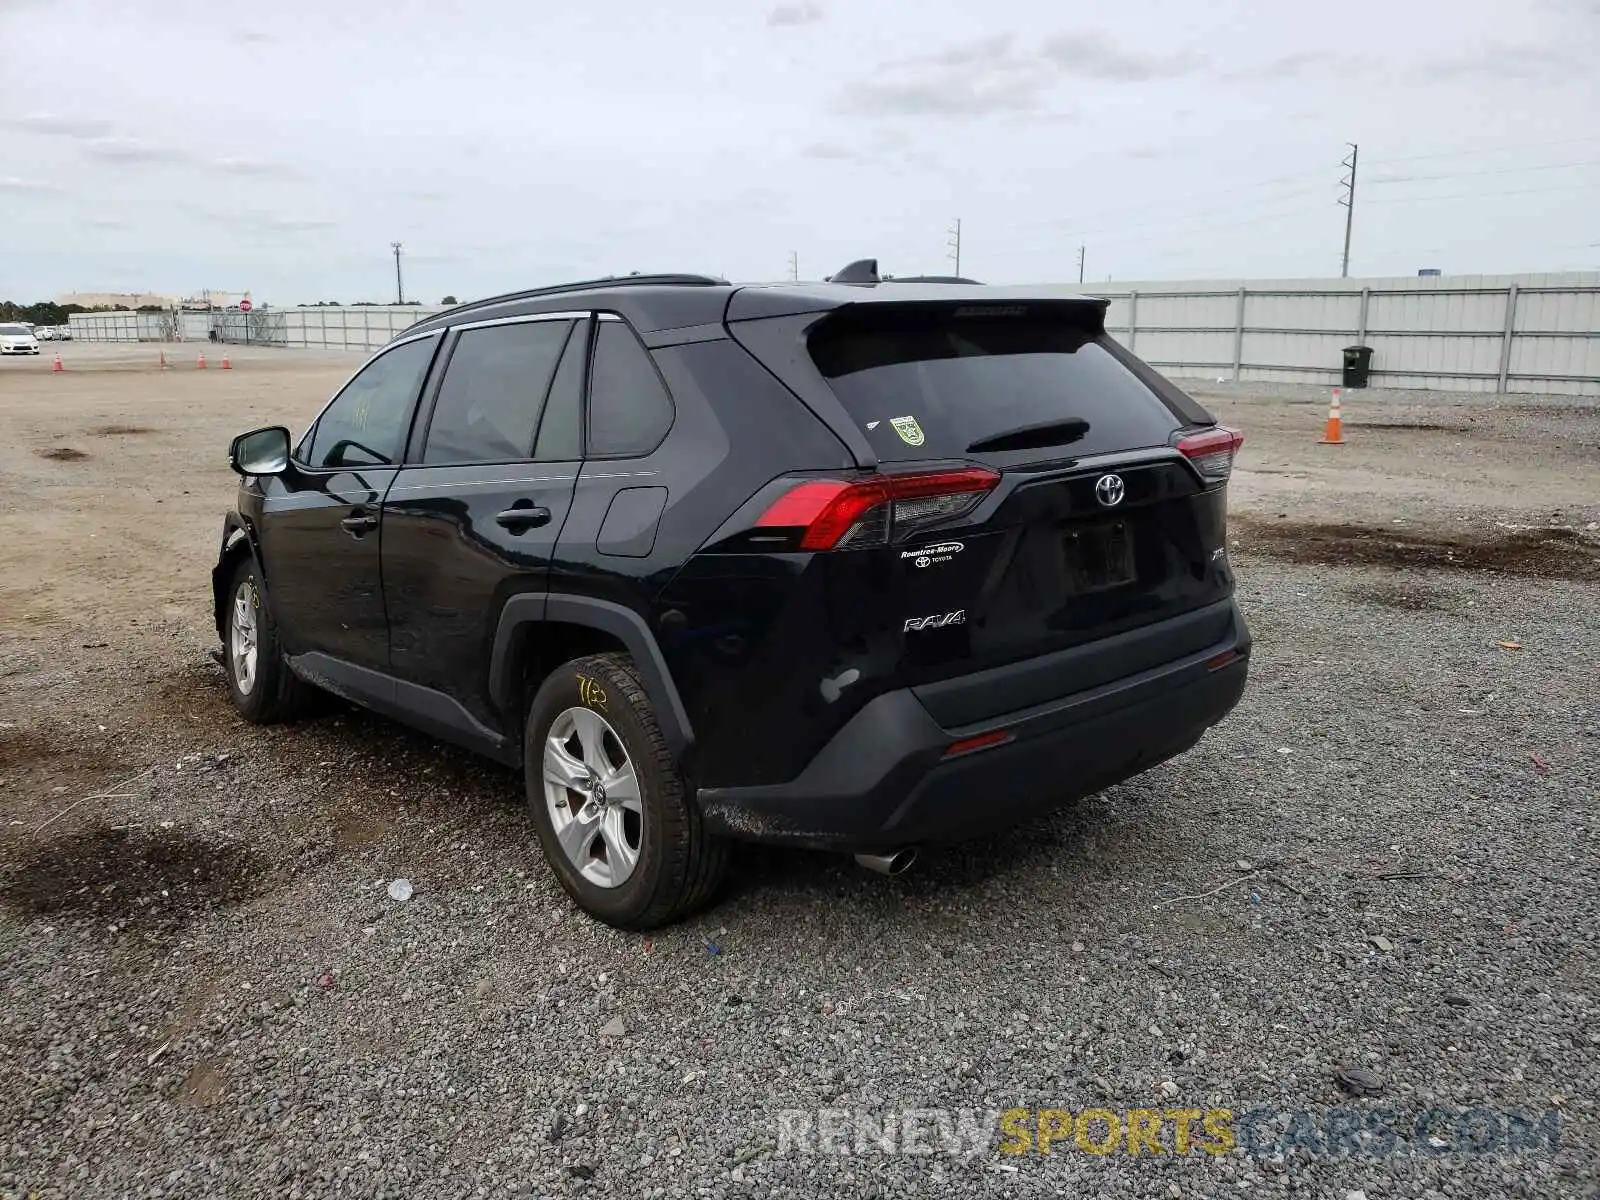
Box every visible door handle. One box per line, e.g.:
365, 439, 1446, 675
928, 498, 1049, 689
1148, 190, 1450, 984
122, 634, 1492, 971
341, 511, 379, 536
495, 505, 551, 531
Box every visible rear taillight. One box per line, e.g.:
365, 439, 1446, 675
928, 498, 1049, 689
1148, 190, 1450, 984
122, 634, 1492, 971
1176, 426, 1244, 482
755, 467, 1001, 550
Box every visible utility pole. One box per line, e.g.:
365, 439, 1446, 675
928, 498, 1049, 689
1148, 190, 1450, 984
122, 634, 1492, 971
947, 218, 961, 277
1077, 244, 1086, 284
1339, 143, 1358, 279
391, 241, 405, 304
788, 250, 798, 282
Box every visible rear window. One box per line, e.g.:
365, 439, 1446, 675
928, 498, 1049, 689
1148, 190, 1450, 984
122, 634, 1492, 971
807, 308, 1180, 461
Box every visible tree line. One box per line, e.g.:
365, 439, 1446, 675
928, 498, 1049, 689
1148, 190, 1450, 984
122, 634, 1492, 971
0, 301, 98, 325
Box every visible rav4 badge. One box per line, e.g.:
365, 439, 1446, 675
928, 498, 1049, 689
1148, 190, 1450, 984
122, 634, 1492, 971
904, 610, 966, 632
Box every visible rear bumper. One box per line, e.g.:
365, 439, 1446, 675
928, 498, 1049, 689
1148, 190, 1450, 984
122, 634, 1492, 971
697, 600, 1250, 850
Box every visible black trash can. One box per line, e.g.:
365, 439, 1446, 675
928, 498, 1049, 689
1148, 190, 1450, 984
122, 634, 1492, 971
1342, 345, 1373, 389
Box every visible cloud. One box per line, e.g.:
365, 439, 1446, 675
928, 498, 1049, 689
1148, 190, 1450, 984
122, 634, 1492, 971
837, 36, 1054, 117
210, 156, 307, 180
84, 217, 128, 229
244, 214, 339, 233
1225, 51, 1369, 81
186, 205, 338, 234
801, 141, 855, 160
900, 32, 1015, 69
84, 137, 192, 165
1425, 44, 1582, 80
767, 2, 822, 26
0, 176, 63, 193
235, 29, 273, 44
1038, 31, 1204, 81
1, 113, 115, 140
837, 29, 1200, 118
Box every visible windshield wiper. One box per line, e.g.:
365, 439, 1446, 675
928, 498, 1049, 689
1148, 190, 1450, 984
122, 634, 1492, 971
966, 417, 1090, 454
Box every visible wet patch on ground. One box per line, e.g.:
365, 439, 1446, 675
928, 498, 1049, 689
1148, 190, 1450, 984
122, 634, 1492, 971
1343, 579, 1460, 614
91, 424, 155, 436
34, 447, 88, 462
0, 727, 66, 772
1234, 518, 1600, 581
1, 826, 261, 930
138, 661, 233, 726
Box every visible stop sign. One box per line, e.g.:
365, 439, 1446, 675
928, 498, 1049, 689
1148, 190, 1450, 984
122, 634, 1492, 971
239, 299, 253, 313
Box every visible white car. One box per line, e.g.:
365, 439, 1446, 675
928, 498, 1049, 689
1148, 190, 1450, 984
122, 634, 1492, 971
36, 326, 55, 341
55, 325, 72, 341
0, 323, 41, 354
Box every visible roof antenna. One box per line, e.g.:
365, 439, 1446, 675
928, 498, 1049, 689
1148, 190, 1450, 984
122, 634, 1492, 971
826, 258, 880, 285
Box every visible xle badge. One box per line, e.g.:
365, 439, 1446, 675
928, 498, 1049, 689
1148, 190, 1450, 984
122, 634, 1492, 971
889, 415, 926, 447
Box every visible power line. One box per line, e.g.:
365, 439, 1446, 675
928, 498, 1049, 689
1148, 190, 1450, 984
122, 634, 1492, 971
1033, 170, 1326, 235
1365, 181, 1600, 205
1369, 159, 1600, 186
1365, 135, 1600, 166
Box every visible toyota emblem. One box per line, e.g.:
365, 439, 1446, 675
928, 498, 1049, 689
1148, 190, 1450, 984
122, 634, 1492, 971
1095, 474, 1126, 507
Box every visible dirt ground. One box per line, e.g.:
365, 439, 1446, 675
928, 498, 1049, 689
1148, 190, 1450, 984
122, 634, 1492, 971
1, 345, 1597, 1197
3, 344, 1595, 636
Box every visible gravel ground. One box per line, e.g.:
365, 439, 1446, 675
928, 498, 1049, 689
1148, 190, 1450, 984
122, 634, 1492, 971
1, 364, 1597, 1198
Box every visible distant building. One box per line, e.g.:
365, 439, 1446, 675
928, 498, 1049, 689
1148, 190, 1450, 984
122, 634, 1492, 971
56, 291, 180, 309
178, 291, 250, 310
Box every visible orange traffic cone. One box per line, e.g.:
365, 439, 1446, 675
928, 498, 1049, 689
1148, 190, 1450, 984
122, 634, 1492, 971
1318, 386, 1344, 445
221, 354, 232, 370
197, 352, 207, 370
52, 353, 64, 373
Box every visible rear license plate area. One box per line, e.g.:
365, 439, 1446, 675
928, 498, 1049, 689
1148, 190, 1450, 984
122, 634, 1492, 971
1063, 520, 1135, 593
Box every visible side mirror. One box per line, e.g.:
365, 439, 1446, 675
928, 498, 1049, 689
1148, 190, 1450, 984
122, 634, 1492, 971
229, 426, 291, 477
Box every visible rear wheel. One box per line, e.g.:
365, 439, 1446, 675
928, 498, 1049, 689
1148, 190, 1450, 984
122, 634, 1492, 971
223, 558, 308, 723
524, 653, 726, 929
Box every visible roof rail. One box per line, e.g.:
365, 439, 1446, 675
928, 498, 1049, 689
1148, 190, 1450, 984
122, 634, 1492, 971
428, 273, 727, 322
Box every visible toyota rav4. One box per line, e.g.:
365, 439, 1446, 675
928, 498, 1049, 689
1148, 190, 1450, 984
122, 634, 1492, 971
212, 263, 1250, 928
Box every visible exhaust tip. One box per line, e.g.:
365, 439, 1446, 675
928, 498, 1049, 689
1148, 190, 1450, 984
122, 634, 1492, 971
854, 848, 918, 876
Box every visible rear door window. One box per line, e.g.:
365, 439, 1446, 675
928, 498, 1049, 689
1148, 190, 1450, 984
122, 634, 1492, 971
807, 306, 1179, 461
423, 319, 574, 464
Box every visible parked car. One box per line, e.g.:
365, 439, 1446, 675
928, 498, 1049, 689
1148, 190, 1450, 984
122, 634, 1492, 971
0, 323, 41, 354
54, 325, 72, 341
36, 326, 55, 341
212, 263, 1250, 927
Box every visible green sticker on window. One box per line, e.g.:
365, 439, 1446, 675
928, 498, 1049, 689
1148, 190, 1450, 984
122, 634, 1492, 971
889, 415, 925, 447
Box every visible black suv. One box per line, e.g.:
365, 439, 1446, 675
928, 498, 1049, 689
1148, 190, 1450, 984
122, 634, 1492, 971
213, 263, 1249, 928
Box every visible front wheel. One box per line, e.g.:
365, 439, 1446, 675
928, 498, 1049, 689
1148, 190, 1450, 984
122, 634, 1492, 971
524, 653, 726, 929
223, 558, 309, 723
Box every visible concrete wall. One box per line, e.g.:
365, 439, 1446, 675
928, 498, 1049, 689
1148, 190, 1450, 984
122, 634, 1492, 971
1096, 271, 1600, 395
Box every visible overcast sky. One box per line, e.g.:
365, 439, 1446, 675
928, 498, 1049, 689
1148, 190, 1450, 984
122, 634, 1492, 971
1, 0, 1597, 303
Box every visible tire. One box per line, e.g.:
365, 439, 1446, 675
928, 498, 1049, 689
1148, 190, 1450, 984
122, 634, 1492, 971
222, 557, 309, 723
524, 652, 727, 930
